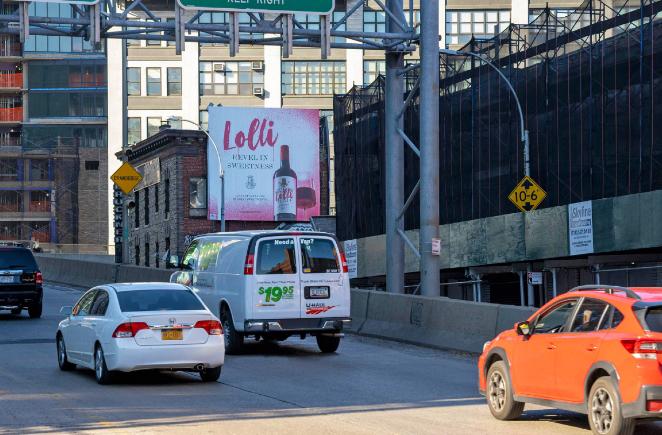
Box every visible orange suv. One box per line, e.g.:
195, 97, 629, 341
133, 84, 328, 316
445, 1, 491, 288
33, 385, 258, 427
479, 285, 662, 435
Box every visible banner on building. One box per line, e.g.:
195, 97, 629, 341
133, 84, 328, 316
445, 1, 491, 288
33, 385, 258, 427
207, 107, 320, 222
134, 158, 161, 191
568, 201, 594, 256
344, 239, 357, 279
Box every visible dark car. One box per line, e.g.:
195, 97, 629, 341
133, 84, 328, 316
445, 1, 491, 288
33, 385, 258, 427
0, 247, 42, 318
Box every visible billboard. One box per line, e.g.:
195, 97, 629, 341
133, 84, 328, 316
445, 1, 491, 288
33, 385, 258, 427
207, 107, 320, 222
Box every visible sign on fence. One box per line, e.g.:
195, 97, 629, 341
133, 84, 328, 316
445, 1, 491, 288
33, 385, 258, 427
568, 201, 594, 256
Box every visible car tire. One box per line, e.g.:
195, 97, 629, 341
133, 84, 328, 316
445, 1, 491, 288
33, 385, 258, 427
56, 335, 76, 371
11, 307, 21, 315
200, 366, 222, 382
28, 300, 42, 318
316, 335, 341, 353
221, 311, 243, 355
94, 345, 115, 385
486, 361, 524, 420
588, 377, 635, 435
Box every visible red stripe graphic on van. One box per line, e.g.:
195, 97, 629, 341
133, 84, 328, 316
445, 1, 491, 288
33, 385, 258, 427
306, 306, 337, 315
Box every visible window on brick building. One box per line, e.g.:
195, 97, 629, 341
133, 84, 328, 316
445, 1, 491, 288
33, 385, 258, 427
155, 241, 160, 268
165, 237, 170, 258
190, 178, 207, 209
85, 160, 99, 170
155, 183, 159, 213
165, 179, 170, 218
144, 187, 149, 225
146, 68, 161, 96
144, 242, 149, 267
134, 191, 140, 228
135, 243, 140, 266
127, 68, 140, 95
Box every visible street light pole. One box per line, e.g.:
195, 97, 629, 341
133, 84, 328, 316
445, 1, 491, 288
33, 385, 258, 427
440, 49, 530, 177
169, 118, 225, 232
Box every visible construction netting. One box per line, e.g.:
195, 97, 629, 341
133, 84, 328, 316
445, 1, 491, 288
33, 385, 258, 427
334, 0, 662, 241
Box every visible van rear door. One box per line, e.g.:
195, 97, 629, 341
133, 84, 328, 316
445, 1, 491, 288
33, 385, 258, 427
251, 236, 300, 320
297, 236, 347, 319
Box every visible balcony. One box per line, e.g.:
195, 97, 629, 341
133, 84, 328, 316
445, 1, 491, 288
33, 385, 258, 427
29, 201, 50, 213
0, 203, 19, 212
69, 73, 105, 88
0, 73, 21, 88
0, 42, 21, 58
0, 107, 22, 122
0, 137, 20, 147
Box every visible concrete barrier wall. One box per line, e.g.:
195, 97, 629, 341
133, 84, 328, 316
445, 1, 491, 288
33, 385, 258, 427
34, 255, 537, 354
347, 289, 537, 353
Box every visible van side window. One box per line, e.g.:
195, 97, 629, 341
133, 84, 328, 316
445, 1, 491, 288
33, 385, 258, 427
300, 238, 339, 273
181, 241, 199, 270
256, 238, 296, 274
198, 241, 222, 271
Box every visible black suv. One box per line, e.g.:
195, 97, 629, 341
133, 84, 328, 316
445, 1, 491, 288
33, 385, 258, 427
0, 247, 42, 318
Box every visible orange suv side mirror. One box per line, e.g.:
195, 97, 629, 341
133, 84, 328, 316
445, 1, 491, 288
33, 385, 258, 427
516, 321, 532, 338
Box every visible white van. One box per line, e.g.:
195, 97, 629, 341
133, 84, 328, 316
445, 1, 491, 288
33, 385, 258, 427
169, 231, 351, 354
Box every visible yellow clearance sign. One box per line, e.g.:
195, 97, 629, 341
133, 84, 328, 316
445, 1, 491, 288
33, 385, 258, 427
110, 162, 143, 195
508, 176, 546, 212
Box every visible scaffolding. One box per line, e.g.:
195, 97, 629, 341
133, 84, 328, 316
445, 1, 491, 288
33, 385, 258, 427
334, 0, 662, 242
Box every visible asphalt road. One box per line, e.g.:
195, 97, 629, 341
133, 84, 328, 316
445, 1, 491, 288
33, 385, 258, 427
1, 283, 661, 435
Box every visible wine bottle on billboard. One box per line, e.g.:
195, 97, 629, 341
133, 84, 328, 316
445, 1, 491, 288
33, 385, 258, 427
274, 145, 297, 221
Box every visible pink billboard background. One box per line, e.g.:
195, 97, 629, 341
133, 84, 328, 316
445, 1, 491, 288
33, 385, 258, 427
206, 107, 320, 222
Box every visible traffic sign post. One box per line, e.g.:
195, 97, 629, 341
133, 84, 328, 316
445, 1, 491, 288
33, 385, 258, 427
508, 176, 546, 212
110, 162, 143, 195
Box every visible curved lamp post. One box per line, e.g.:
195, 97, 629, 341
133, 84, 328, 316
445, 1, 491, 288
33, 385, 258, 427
168, 118, 225, 232
439, 49, 530, 177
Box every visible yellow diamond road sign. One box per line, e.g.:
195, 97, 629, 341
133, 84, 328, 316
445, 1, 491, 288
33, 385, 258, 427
509, 176, 546, 212
111, 162, 142, 195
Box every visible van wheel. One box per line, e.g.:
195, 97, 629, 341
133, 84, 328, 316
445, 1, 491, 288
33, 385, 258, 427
588, 377, 635, 435
486, 361, 524, 420
316, 335, 340, 353
221, 311, 243, 355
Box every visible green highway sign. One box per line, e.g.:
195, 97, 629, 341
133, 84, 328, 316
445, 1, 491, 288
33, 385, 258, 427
176, 0, 334, 14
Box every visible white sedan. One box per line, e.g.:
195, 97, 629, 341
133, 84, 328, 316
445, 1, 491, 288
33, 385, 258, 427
56, 282, 225, 384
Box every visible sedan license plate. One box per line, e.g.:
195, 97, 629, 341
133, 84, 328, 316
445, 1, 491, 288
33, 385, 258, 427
310, 286, 329, 298
0, 276, 14, 283
161, 329, 183, 340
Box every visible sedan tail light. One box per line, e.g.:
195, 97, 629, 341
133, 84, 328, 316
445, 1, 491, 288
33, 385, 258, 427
244, 254, 254, 275
35, 271, 42, 285
621, 339, 662, 359
340, 252, 349, 273
112, 322, 150, 338
195, 320, 223, 335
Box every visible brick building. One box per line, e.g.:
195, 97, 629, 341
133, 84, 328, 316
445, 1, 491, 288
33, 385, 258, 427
123, 127, 285, 268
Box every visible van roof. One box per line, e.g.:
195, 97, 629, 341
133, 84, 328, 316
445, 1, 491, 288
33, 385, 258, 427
194, 230, 336, 239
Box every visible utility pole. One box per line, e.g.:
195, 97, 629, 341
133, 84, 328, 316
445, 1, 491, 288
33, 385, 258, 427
384, 0, 405, 294
419, 0, 440, 296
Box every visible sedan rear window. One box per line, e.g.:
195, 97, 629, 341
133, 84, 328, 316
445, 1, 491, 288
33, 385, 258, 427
0, 249, 37, 270
645, 307, 662, 332
300, 238, 339, 274
117, 289, 205, 312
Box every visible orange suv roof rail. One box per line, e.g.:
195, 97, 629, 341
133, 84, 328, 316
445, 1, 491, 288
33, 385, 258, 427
568, 285, 642, 300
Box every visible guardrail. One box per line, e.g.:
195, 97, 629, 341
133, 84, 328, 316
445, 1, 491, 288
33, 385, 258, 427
35, 255, 538, 354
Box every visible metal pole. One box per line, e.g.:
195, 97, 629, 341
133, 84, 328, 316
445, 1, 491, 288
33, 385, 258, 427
385, 0, 404, 294
552, 268, 558, 298
172, 118, 225, 232
440, 49, 530, 176
122, 150, 129, 264
419, 0, 440, 296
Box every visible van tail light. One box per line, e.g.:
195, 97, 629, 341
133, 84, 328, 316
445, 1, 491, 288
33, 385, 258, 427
647, 400, 662, 412
340, 252, 349, 273
112, 322, 149, 338
35, 271, 42, 285
195, 320, 223, 335
244, 254, 254, 275
621, 339, 662, 359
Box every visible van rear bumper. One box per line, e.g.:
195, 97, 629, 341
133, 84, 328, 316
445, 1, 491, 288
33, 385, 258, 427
244, 317, 351, 333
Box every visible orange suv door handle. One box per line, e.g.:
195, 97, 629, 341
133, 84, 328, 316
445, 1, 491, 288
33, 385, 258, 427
586, 344, 597, 351
547, 343, 556, 349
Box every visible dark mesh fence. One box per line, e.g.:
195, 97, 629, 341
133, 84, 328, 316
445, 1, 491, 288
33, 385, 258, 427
334, 0, 662, 241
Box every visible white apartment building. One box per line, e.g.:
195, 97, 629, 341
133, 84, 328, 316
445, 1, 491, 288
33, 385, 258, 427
106, 0, 585, 247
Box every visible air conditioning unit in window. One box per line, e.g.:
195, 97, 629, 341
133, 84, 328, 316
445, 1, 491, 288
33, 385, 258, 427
213, 63, 226, 72
251, 61, 264, 71
252, 86, 264, 96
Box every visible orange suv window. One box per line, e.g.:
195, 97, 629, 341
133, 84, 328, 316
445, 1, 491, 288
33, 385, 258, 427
569, 299, 609, 332
532, 300, 578, 334
598, 306, 625, 330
